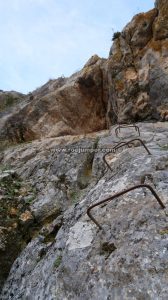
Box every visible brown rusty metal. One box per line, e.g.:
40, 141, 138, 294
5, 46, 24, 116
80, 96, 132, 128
103, 139, 151, 171
103, 152, 113, 171
113, 140, 135, 150
113, 138, 151, 155
115, 124, 140, 137
87, 184, 166, 230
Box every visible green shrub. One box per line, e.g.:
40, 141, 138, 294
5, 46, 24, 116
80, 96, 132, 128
112, 31, 121, 41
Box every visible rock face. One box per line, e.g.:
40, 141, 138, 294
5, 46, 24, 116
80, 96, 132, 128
108, 1, 168, 124
0, 57, 107, 146
154, 0, 168, 40
1, 1, 168, 145
0, 130, 107, 291
0, 122, 168, 299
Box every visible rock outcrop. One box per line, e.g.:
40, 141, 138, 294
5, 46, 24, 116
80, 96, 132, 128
0, 57, 108, 146
108, 2, 168, 124
0, 122, 168, 299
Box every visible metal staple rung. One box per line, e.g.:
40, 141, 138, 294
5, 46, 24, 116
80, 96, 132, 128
87, 184, 165, 230
113, 138, 151, 155
103, 138, 151, 172
115, 124, 140, 137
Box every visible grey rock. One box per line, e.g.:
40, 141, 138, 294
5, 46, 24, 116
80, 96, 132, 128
1, 122, 168, 299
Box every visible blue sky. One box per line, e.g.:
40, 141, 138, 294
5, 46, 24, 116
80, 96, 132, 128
0, 0, 154, 93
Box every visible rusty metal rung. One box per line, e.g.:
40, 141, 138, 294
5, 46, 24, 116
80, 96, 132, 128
115, 124, 140, 137
113, 138, 151, 155
103, 139, 151, 172
103, 152, 113, 171
87, 184, 166, 230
